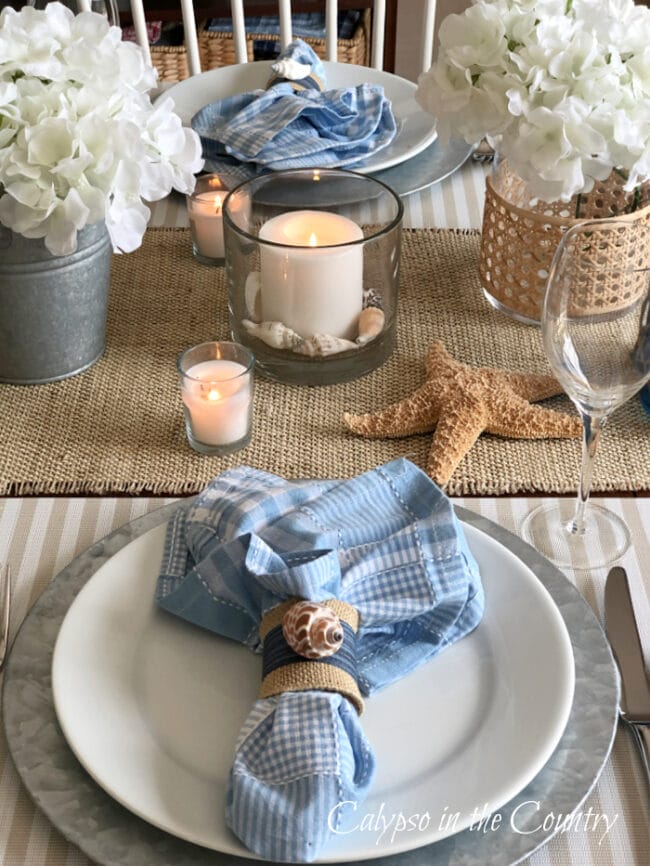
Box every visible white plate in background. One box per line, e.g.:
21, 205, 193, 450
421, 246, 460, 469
157, 61, 438, 175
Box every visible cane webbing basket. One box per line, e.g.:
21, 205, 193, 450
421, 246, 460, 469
151, 10, 370, 82
479, 159, 650, 322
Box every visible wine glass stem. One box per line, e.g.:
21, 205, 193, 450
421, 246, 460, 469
570, 412, 606, 535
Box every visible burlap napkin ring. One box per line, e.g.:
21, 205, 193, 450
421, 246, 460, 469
259, 598, 364, 714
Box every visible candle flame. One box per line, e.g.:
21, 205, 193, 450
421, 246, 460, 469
312, 169, 321, 182
206, 387, 221, 402
213, 193, 222, 214
308, 232, 318, 247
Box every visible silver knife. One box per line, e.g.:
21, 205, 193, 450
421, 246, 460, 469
0, 564, 10, 671
605, 566, 650, 790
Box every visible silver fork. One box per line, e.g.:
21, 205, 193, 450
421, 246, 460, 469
471, 139, 496, 163
0, 564, 11, 672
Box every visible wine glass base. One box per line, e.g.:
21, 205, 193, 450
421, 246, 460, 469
521, 501, 631, 570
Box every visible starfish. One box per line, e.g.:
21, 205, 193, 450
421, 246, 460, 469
343, 340, 582, 486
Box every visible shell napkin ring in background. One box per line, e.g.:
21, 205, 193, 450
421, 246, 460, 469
259, 598, 363, 713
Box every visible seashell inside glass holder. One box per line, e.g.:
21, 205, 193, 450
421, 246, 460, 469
242, 319, 359, 356
479, 158, 650, 324
242, 284, 385, 356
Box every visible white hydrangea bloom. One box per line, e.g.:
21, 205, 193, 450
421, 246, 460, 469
0, 2, 203, 255
416, 0, 650, 202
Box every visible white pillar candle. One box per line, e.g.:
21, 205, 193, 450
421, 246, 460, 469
188, 191, 225, 259
181, 359, 251, 445
258, 210, 364, 340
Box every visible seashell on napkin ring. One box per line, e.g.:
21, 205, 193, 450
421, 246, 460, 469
266, 57, 325, 93
265, 42, 326, 94
259, 598, 364, 714
282, 600, 344, 658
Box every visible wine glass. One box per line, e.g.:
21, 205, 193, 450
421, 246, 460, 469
522, 217, 650, 569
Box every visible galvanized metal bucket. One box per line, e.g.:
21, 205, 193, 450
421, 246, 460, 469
0, 222, 112, 384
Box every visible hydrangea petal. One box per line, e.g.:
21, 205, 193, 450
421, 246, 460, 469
0, 2, 202, 253
416, 0, 650, 202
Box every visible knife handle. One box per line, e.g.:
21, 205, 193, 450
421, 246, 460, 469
0, 564, 10, 672
627, 721, 650, 795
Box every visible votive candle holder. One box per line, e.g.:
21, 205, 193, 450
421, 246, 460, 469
187, 174, 231, 265
177, 341, 254, 455
223, 168, 403, 385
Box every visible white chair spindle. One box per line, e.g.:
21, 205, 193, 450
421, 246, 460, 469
127, 0, 398, 77
370, 0, 385, 71
128, 0, 152, 67
325, 0, 338, 63
180, 0, 201, 75
230, 0, 248, 64
278, 0, 293, 50
77, 0, 92, 11
421, 0, 437, 74
129, 0, 200, 76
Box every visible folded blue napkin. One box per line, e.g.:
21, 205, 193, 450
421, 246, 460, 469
156, 458, 484, 862
191, 39, 397, 177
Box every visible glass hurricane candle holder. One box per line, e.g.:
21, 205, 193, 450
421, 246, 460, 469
177, 341, 254, 455
187, 174, 233, 265
223, 168, 403, 385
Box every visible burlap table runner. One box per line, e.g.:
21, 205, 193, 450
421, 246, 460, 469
2, 227, 649, 496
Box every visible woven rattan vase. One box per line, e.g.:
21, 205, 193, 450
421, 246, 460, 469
479, 158, 650, 324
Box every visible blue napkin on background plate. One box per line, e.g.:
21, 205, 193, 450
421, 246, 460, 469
191, 39, 397, 178
156, 458, 484, 862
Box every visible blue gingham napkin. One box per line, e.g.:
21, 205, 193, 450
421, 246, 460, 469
156, 458, 484, 862
191, 39, 396, 177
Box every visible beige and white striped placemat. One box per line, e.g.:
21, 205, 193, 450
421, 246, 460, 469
0, 496, 648, 866
147, 157, 492, 231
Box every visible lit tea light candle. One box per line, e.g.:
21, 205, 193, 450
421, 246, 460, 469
188, 175, 228, 261
181, 358, 251, 445
189, 192, 224, 259
258, 210, 364, 339
178, 342, 255, 454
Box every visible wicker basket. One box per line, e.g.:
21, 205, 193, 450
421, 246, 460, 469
151, 9, 370, 82
200, 8, 370, 69
479, 159, 650, 323
150, 44, 190, 82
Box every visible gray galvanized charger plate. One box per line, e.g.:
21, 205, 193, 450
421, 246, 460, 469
371, 136, 473, 197
205, 137, 474, 203
2, 502, 618, 866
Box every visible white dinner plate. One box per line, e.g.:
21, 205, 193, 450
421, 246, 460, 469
157, 61, 438, 174
51, 519, 575, 862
